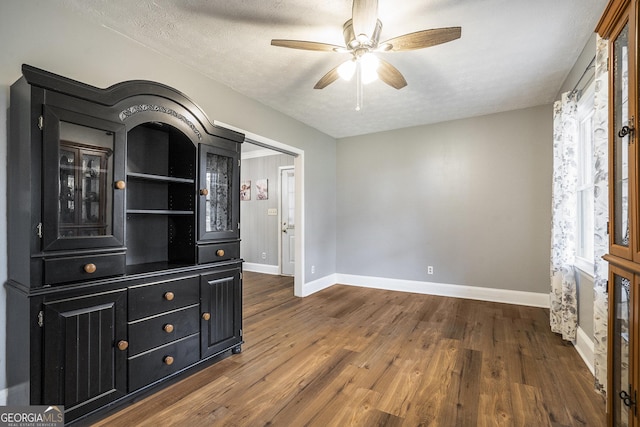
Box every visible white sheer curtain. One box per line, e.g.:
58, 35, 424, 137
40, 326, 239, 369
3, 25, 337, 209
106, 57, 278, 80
550, 91, 578, 342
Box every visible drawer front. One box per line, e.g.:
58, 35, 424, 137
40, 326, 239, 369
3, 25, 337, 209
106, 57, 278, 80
197, 242, 239, 264
128, 304, 200, 355
44, 252, 125, 285
128, 275, 199, 321
128, 334, 200, 391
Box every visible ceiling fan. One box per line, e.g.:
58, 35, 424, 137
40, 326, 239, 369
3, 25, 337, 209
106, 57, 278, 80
271, 0, 461, 92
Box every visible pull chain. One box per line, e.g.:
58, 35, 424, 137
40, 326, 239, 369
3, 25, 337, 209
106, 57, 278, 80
355, 62, 363, 111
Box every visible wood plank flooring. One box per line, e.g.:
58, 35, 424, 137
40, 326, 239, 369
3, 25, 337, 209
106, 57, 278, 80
92, 272, 606, 426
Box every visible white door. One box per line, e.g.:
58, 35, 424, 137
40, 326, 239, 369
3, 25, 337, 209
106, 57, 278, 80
280, 167, 295, 276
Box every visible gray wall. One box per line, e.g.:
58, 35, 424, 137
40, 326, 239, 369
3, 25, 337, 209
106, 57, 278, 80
336, 104, 553, 294
241, 153, 294, 266
0, 0, 337, 394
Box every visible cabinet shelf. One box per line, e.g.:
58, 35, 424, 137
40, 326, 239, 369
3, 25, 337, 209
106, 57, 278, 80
127, 172, 194, 184
127, 209, 194, 215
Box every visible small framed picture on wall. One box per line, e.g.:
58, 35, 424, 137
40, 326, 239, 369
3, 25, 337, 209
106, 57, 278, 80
256, 178, 268, 200
241, 180, 251, 201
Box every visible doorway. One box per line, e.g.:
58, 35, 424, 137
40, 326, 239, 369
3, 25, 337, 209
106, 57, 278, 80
215, 121, 305, 296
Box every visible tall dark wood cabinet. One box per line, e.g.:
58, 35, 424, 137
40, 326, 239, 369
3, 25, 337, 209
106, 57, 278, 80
598, 1, 640, 425
5, 65, 244, 425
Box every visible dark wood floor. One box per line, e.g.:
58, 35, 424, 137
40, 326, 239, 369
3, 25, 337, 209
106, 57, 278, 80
93, 271, 606, 426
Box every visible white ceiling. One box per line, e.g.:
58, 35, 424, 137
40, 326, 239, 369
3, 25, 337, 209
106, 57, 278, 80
54, 0, 608, 139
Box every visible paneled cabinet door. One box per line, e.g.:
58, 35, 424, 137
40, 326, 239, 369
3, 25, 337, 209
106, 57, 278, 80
200, 267, 242, 358
609, 265, 639, 427
197, 143, 239, 242
42, 105, 126, 251
42, 290, 127, 422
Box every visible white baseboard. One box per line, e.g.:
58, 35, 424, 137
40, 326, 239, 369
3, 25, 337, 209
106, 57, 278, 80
243, 262, 279, 275
301, 274, 337, 296
334, 274, 550, 308
574, 326, 595, 375
251, 270, 548, 308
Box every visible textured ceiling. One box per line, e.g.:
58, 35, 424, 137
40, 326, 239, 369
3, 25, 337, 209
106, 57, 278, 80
53, 0, 608, 138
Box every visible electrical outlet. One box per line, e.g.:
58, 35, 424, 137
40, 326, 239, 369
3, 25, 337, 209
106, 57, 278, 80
427, 266, 434, 275
311, 265, 316, 274
261, 252, 267, 259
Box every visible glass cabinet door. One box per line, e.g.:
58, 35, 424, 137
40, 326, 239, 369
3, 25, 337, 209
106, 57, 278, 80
610, 268, 634, 427
43, 105, 125, 251
612, 20, 632, 257
59, 141, 111, 237
198, 143, 239, 241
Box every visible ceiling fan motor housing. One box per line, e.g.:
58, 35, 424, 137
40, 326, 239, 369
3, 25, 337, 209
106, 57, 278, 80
343, 18, 383, 50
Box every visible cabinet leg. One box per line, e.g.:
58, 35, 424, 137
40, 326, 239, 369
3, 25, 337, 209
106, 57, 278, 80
232, 345, 242, 354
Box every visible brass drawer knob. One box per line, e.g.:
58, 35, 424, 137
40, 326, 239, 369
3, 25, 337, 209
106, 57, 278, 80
84, 263, 97, 274
216, 249, 225, 257
117, 340, 129, 351
163, 324, 174, 333
115, 180, 126, 190
164, 356, 174, 365
199, 188, 209, 196
202, 312, 211, 321
164, 291, 174, 301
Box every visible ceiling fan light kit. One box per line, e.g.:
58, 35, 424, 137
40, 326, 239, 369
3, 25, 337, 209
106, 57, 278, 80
337, 59, 356, 81
271, 0, 461, 110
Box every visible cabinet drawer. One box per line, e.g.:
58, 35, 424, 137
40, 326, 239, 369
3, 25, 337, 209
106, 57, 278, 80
128, 334, 200, 391
128, 275, 199, 321
44, 252, 125, 285
128, 304, 200, 355
197, 242, 239, 264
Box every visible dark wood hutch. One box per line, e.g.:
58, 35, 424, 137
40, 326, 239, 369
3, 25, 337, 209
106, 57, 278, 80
5, 64, 244, 424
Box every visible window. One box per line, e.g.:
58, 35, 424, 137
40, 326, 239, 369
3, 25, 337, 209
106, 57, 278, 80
575, 81, 595, 276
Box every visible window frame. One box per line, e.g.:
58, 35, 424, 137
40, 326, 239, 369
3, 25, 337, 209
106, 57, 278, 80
574, 80, 596, 277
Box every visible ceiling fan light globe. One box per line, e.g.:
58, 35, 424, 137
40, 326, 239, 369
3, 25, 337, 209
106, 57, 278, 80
360, 52, 379, 70
338, 60, 357, 81
359, 53, 379, 84
362, 67, 378, 84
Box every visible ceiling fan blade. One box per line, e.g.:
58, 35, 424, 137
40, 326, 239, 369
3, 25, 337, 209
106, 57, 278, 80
352, 0, 378, 39
314, 64, 342, 89
381, 27, 461, 51
271, 39, 344, 52
377, 59, 407, 89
